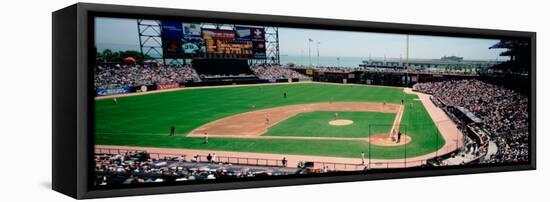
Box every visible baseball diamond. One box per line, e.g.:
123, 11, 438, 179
95, 82, 450, 161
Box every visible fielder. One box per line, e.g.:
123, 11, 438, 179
361, 151, 365, 165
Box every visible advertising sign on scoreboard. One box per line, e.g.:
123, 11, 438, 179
236, 27, 265, 41
235, 26, 253, 40
202, 29, 236, 41
235, 26, 266, 59
251, 27, 266, 42
183, 23, 202, 40
161, 21, 184, 58
252, 41, 266, 59
182, 23, 205, 58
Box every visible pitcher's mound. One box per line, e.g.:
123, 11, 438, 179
329, 119, 353, 126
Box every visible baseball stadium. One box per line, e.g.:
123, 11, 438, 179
93, 17, 530, 187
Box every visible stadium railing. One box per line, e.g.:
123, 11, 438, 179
95, 147, 427, 171
95, 147, 285, 167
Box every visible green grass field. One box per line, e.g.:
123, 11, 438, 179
263, 111, 395, 138
95, 83, 445, 159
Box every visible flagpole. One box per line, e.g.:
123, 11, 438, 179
308, 39, 312, 67
406, 34, 410, 86
300, 49, 305, 66
316, 42, 320, 67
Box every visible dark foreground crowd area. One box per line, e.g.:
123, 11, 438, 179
94, 151, 298, 186
415, 79, 529, 163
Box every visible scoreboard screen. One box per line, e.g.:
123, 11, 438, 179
160, 23, 266, 59
201, 28, 265, 59
205, 40, 254, 58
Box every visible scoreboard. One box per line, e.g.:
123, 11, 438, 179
202, 27, 265, 59
163, 22, 267, 59
205, 40, 254, 58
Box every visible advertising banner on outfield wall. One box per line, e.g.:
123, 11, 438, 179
156, 83, 180, 90
96, 86, 132, 96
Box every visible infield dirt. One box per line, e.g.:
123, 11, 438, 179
188, 102, 407, 146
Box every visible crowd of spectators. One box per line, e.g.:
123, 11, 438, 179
288, 65, 365, 73
94, 151, 298, 186
250, 65, 311, 80
414, 79, 529, 163
363, 67, 477, 75
364, 67, 443, 75
298, 66, 365, 73
290, 65, 478, 76
485, 136, 529, 163
95, 63, 316, 89
314, 66, 364, 73
94, 64, 200, 88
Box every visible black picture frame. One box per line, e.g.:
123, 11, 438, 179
52, 3, 536, 199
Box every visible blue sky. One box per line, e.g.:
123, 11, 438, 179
96, 17, 506, 60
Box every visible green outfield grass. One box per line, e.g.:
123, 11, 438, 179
263, 111, 395, 138
95, 83, 445, 159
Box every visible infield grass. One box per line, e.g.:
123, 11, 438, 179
95, 83, 445, 159
263, 111, 395, 138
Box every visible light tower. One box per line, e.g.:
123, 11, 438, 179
265, 27, 280, 65
137, 19, 164, 64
